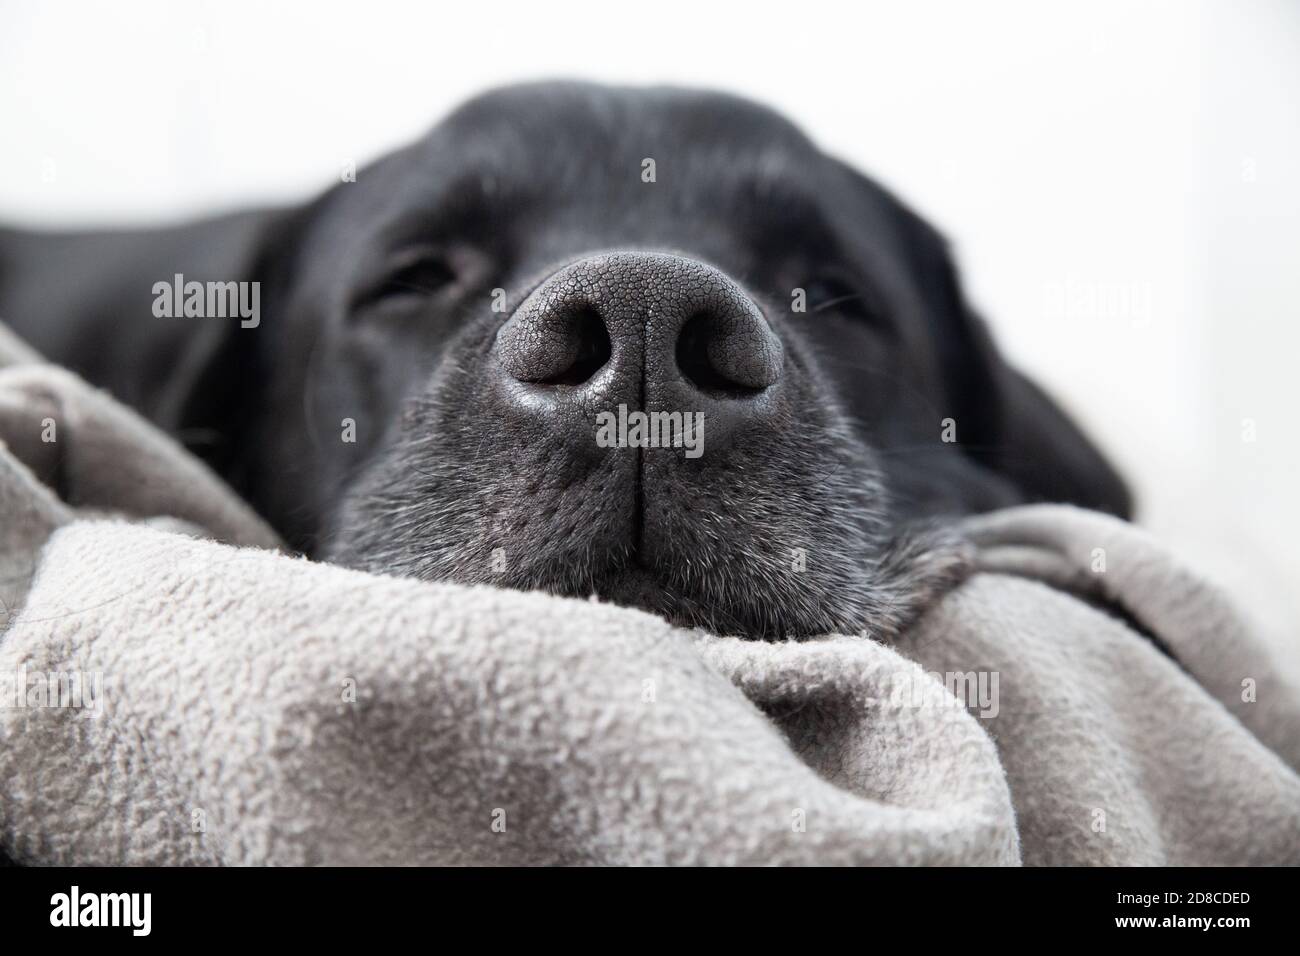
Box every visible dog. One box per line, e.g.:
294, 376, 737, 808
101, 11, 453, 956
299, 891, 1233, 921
0, 82, 1130, 639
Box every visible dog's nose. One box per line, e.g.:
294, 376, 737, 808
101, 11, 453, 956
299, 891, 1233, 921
495, 253, 782, 402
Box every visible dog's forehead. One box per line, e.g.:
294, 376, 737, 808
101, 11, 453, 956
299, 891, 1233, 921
318, 82, 910, 284
418, 82, 819, 189
441, 82, 810, 144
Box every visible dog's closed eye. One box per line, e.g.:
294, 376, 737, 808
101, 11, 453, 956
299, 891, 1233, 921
803, 275, 890, 332
806, 277, 889, 321
353, 248, 458, 312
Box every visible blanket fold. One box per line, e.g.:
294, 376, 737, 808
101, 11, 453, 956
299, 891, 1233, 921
1, 323, 1296, 865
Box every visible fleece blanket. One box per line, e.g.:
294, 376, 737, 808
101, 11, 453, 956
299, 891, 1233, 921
0, 322, 1297, 866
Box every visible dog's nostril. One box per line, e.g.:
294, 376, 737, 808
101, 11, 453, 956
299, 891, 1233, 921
676, 311, 783, 396
538, 308, 611, 386
497, 305, 611, 386
677, 314, 744, 394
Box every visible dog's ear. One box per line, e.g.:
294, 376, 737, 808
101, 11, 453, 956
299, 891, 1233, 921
897, 206, 1134, 519
0, 206, 305, 487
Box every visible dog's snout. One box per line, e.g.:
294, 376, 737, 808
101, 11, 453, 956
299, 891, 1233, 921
494, 253, 782, 401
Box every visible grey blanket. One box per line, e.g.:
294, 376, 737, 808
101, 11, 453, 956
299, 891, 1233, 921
1, 322, 1297, 865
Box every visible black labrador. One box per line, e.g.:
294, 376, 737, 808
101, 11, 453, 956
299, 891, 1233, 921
0, 82, 1130, 639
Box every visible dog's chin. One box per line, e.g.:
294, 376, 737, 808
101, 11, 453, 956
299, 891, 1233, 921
325, 491, 974, 639
323, 445, 973, 641
330, 542, 967, 641
330, 526, 961, 641
600, 525, 972, 640
542, 562, 832, 639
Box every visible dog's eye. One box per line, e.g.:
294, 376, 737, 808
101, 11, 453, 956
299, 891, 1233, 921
801, 277, 887, 328
355, 251, 457, 311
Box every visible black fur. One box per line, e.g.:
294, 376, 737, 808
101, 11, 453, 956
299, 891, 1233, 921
0, 82, 1130, 639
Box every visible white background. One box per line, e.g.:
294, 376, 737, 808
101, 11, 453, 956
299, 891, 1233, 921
1, 0, 1296, 642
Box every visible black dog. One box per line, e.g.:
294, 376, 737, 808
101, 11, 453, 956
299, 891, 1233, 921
0, 82, 1129, 638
